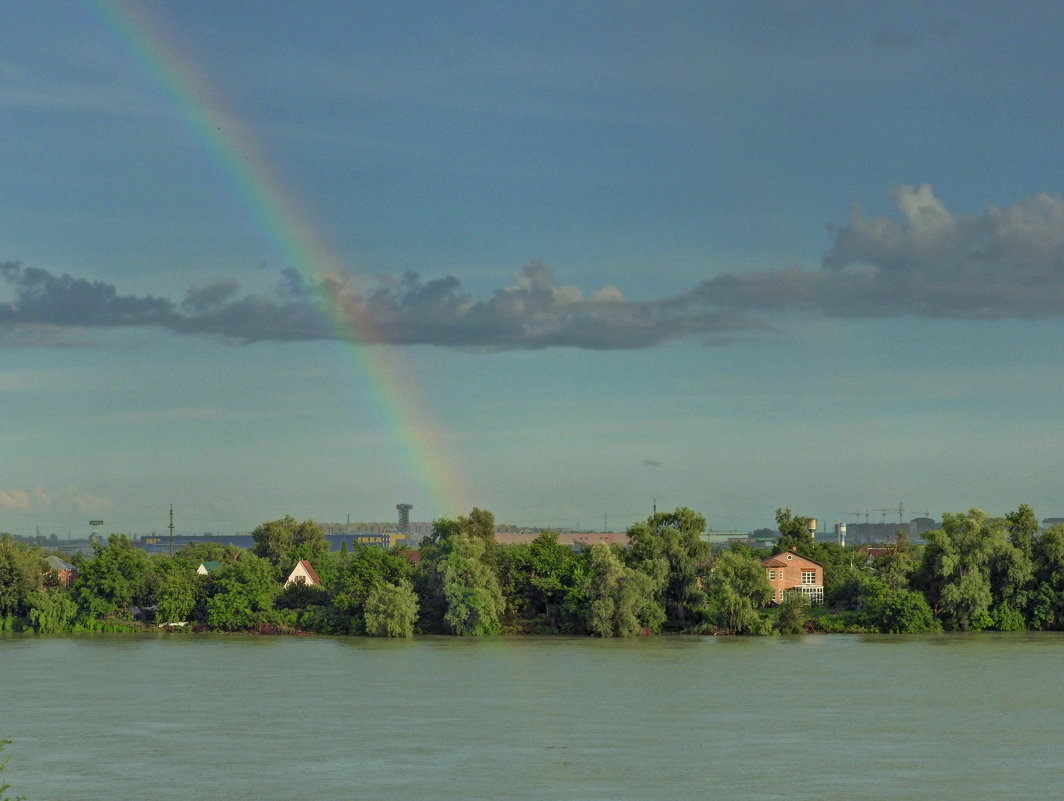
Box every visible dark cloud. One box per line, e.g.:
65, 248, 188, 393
3, 187, 1063, 349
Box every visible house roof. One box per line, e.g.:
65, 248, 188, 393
198, 561, 222, 573
287, 559, 322, 585
762, 548, 825, 568
45, 555, 75, 571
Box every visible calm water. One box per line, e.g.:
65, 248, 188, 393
2, 632, 1063, 800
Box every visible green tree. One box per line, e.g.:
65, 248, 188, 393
497, 532, 584, 630
206, 554, 280, 631
1029, 524, 1064, 629
251, 516, 330, 574
626, 507, 709, 628
776, 591, 810, 634
364, 580, 419, 637
436, 534, 505, 636
582, 542, 664, 637
703, 549, 772, 634
154, 559, 200, 624
25, 589, 77, 634
775, 507, 816, 553
71, 535, 156, 620
858, 578, 940, 633
331, 545, 414, 633
912, 510, 1002, 631
1006, 503, 1039, 556
0, 536, 45, 619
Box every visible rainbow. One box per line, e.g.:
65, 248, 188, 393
89, 0, 473, 520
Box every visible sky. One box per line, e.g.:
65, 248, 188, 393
2, 0, 1063, 539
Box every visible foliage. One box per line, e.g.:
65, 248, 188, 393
858, 579, 940, 634
26, 589, 77, 634
251, 516, 330, 574
626, 507, 709, 628
776, 591, 810, 634
774, 507, 816, 553
206, 554, 280, 631
0, 536, 45, 618
912, 510, 1015, 631
364, 580, 419, 637
71, 535, 156, 620
496, 533, 585, 631
582, 542, 664, 637
1, 738, 24, 801
331, 545, 414, 634
703, 549, 772, 634
436, 534, 506, 636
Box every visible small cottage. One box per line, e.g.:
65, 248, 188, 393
283, 559, 322, 588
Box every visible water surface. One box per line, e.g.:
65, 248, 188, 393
2, 632, 1062, 800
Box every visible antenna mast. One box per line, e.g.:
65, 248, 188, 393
168, 504, 174, 557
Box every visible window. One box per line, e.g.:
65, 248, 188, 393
801, 570, 816, 585
768, 569, 776, 580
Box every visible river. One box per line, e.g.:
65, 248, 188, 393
1, 632, 1062, 800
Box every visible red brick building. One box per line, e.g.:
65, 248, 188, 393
762, 549, 824, 604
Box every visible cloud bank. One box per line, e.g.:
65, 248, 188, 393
0, 486, 110, 514
3, 187, 1063, 350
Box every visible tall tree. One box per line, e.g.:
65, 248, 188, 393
703, 548, 772, 634
436, 534, 505, 636
331, 544, 414, 633
626, 507, 709, 627
582, 542, 664, 637
205, 553, 280, 631
251, 516, 330, 574
0, 535, 44, 619
71, 535, 156, 620
774, 507, 816, 553
912, 510, 1002, 631
363, 580, 419, 637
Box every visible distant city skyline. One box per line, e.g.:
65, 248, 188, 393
3, 2, 1063, 537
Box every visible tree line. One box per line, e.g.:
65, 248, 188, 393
2, 504, 1063, 637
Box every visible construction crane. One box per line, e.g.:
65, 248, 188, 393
872, 504, 905, 525
838, 510, 869, 523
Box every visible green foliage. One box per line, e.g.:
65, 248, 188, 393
26, 589, 77, 634
71, 535, 156, 621
626, 507, 709, 628
251, 516, 330, 573
774, 507, 816, 553
775, 591, 810, 634
331, 545, 414, 634
582, 542, 664, 637
0, 536, 45, 617
206, 554, 280, 631
364, 580, 419, 637
1, 738, 24, 801
912, 510, 1006, 631
703, 549, 772, 634
858, 579, 940, 634
496, 533, 585, 631
437, 534, 505, 636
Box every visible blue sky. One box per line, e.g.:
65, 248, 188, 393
2, 1, 1063, 538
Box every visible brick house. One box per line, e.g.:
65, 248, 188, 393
762, 549, 824, 604
44, 555, 77, 588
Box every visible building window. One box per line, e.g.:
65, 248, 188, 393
801, 570, 816, 585
768, 569, 776, 580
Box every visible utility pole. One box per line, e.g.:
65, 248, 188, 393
168, 504, 174, 557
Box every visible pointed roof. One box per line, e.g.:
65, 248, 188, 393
284, 559, 322, 586
45, 555, 75, 572
761, 548, 824, 568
